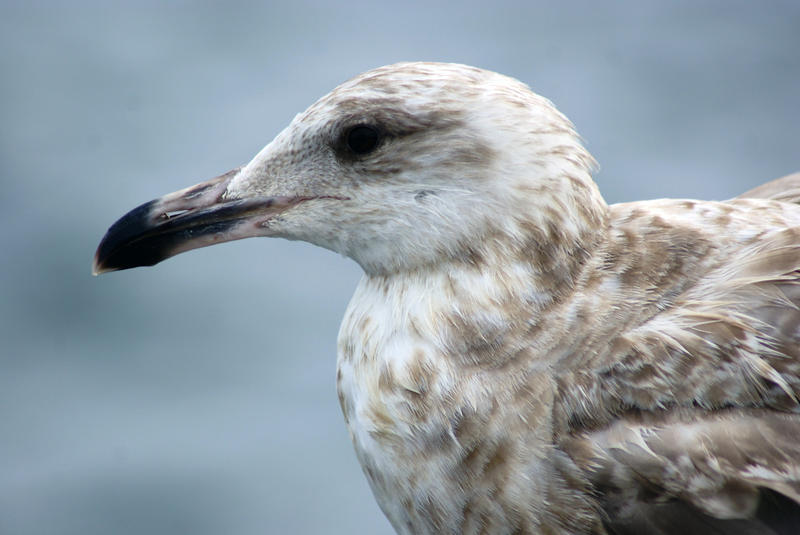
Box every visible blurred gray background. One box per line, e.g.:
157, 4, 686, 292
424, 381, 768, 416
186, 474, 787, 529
1, 1, 799, 534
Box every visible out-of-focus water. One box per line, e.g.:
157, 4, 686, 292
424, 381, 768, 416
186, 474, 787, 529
1, 1, 798, 534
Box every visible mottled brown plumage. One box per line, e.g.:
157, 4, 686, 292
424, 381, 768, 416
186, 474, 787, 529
94, 63, 800, 534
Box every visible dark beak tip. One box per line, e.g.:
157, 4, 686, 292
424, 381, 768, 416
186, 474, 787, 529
92, 238, 111, 276
92, 235, 167, 275
91, 253, 115, 276
92, 198, 175, 275
91, 232, 123, 276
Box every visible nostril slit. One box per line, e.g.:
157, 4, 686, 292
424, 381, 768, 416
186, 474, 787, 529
160, 209, 190, 220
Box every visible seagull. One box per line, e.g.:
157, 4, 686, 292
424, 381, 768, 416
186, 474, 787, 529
93, 62, 800, 534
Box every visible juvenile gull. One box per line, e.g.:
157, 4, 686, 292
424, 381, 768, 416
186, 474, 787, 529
94, 62, 800, 534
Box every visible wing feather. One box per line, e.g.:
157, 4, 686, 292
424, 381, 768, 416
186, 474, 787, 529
563, 410, 800, 534
738, 172, 800, 203
554, 175, 800, 532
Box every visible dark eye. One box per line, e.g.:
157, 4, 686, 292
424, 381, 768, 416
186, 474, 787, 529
346, 125, 380, 154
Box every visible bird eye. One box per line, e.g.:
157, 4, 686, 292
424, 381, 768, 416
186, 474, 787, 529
346, 125, 380, 155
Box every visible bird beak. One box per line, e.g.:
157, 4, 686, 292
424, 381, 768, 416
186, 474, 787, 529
92, 167, 309, 275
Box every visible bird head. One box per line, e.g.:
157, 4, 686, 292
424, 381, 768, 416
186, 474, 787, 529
93, 62, 605, 277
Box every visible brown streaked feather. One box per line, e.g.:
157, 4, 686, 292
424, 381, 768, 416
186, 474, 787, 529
562, 410, 800, 534
555, 207, 800, 423
551, 176, 800, 533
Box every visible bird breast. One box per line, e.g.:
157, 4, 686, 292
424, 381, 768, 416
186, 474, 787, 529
334, 269, 563, 534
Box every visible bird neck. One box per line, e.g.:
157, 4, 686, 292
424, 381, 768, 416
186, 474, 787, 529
374, 178, 610, 308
